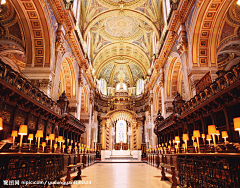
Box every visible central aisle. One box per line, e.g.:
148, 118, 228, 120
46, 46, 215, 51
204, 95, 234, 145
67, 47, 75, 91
71, 163, 172, 188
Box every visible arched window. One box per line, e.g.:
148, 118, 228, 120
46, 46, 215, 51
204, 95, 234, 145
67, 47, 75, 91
136, 79, 144, 95
116, 82, 127, 91
98, 79, 107, 95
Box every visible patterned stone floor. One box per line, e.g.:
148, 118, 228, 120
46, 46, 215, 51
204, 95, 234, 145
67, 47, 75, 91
68, 163, 172, 188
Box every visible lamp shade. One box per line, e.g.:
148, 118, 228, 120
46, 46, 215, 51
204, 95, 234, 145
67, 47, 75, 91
216, 130, 220, 136
193, 142, 197, 147
175, 136, 180, 143
46, 136, 49, 140
36, 130, 43, 138
69, 146, 72, 149
208, 125, 216, 135
54, 144, 57, 148
222, 131, 228, 138
182, 143, 186, 148
202, 134, 205, 138
28, 134, 33, 140
18, 125, 28, 135
42, 142, 46, 147
192, 136, 195, 140
58, 136, 63, 142
193, 130, 200, 138
233, 117, 240, 131
206, 134, 212, 140
11, 130, 18, 137
182, 134, 189, 141
0, 117, 3, 130
49, 134, 55, 140
63, 145, 66, 149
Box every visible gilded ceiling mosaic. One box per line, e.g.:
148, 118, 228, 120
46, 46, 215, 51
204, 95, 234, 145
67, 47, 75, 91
81, 0, 163, 87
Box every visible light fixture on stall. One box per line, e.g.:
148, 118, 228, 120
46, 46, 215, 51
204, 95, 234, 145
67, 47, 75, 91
63, 145, 66, 153
0, 117, 3, 130
193, 130, 200, 153
36, 130, 43, 152
193, 142, 197, 153
175, 136, 180, 153
237, 0, 240, 6
202, 134, 205, 145
18, 125, 28, 153
11, 130, 18, 146
206, 134, 212, 146
28, 134, 33, 151
208, 125, 217, 150
54, 143, 57, 153
49, 134, 55, 153
46, 136, 49, 144
233, 117, 240, 137
221, 131, 228, 143
42, 142, 46, 153
58, 136, 63, 152
182, 134, 189, 153
0, 0, 6, 13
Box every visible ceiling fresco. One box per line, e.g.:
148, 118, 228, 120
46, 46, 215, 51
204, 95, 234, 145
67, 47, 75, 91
81, 0, 162, 87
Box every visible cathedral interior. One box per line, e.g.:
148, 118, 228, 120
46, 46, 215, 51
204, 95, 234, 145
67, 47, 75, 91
0, 0, 240, 187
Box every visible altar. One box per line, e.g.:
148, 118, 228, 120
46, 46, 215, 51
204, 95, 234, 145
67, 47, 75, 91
101, 150, 142, 161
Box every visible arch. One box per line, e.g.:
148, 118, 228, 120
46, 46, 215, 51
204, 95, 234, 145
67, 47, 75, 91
83, 9, 160, 40
104, 110, 138, 124
165, 57, 183, 99
191, 0, 233, 68
10, 0, 53, 67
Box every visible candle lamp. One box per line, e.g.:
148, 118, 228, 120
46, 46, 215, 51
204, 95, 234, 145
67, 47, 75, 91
192, 136, 195, 142
11, 130, 18, 146
28, 134, 33, 151
193, 130, 200, 153
233, 117, 240, 137
63, 145, 66, 152
206, 134, 212, 146
208, 125, 217, 152
54, 143, 57, 153
175, 136, 180, 152
182, 134, 189, 153
0, 117, 3, 130
175, 144, 178, 153
182, 143, 186, 153
168, 145, 171, 153
58, 136, 64, 152
36, 130, 43, 153
69, 145, 72, 153
18, 125, 28, 153
193, 142, 198, 153
49, 134, 55, 153
67, 139, 69, 145
42, 142, 46, 153
221, 131, 228, 143
46, 136, 49, 144
202, 134, 205, 145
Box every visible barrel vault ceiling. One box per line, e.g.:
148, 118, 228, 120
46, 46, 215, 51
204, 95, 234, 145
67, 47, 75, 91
80, 0, 163, 87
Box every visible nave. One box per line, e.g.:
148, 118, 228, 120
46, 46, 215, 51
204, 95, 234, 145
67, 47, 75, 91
69, 163, 171, 188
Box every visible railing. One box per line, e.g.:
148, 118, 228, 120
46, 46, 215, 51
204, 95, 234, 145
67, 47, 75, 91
180, 64, 240, 116
0, 61, 61, 115
0, 153, 63, 187
177, 154, 240, 188
69, 114, 86, 131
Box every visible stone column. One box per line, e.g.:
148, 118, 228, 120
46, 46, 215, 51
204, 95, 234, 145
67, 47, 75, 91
177, 24, 191, 101
137, 122, 141, 150
101, 120, 106, 150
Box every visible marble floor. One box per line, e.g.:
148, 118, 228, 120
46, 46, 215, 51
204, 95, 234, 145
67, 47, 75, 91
69, 163, 172, 188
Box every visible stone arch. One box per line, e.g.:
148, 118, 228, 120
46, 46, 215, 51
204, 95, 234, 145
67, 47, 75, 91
165, 56, 184, 99
53, 52, 77, 100
191, 0, 233, 68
